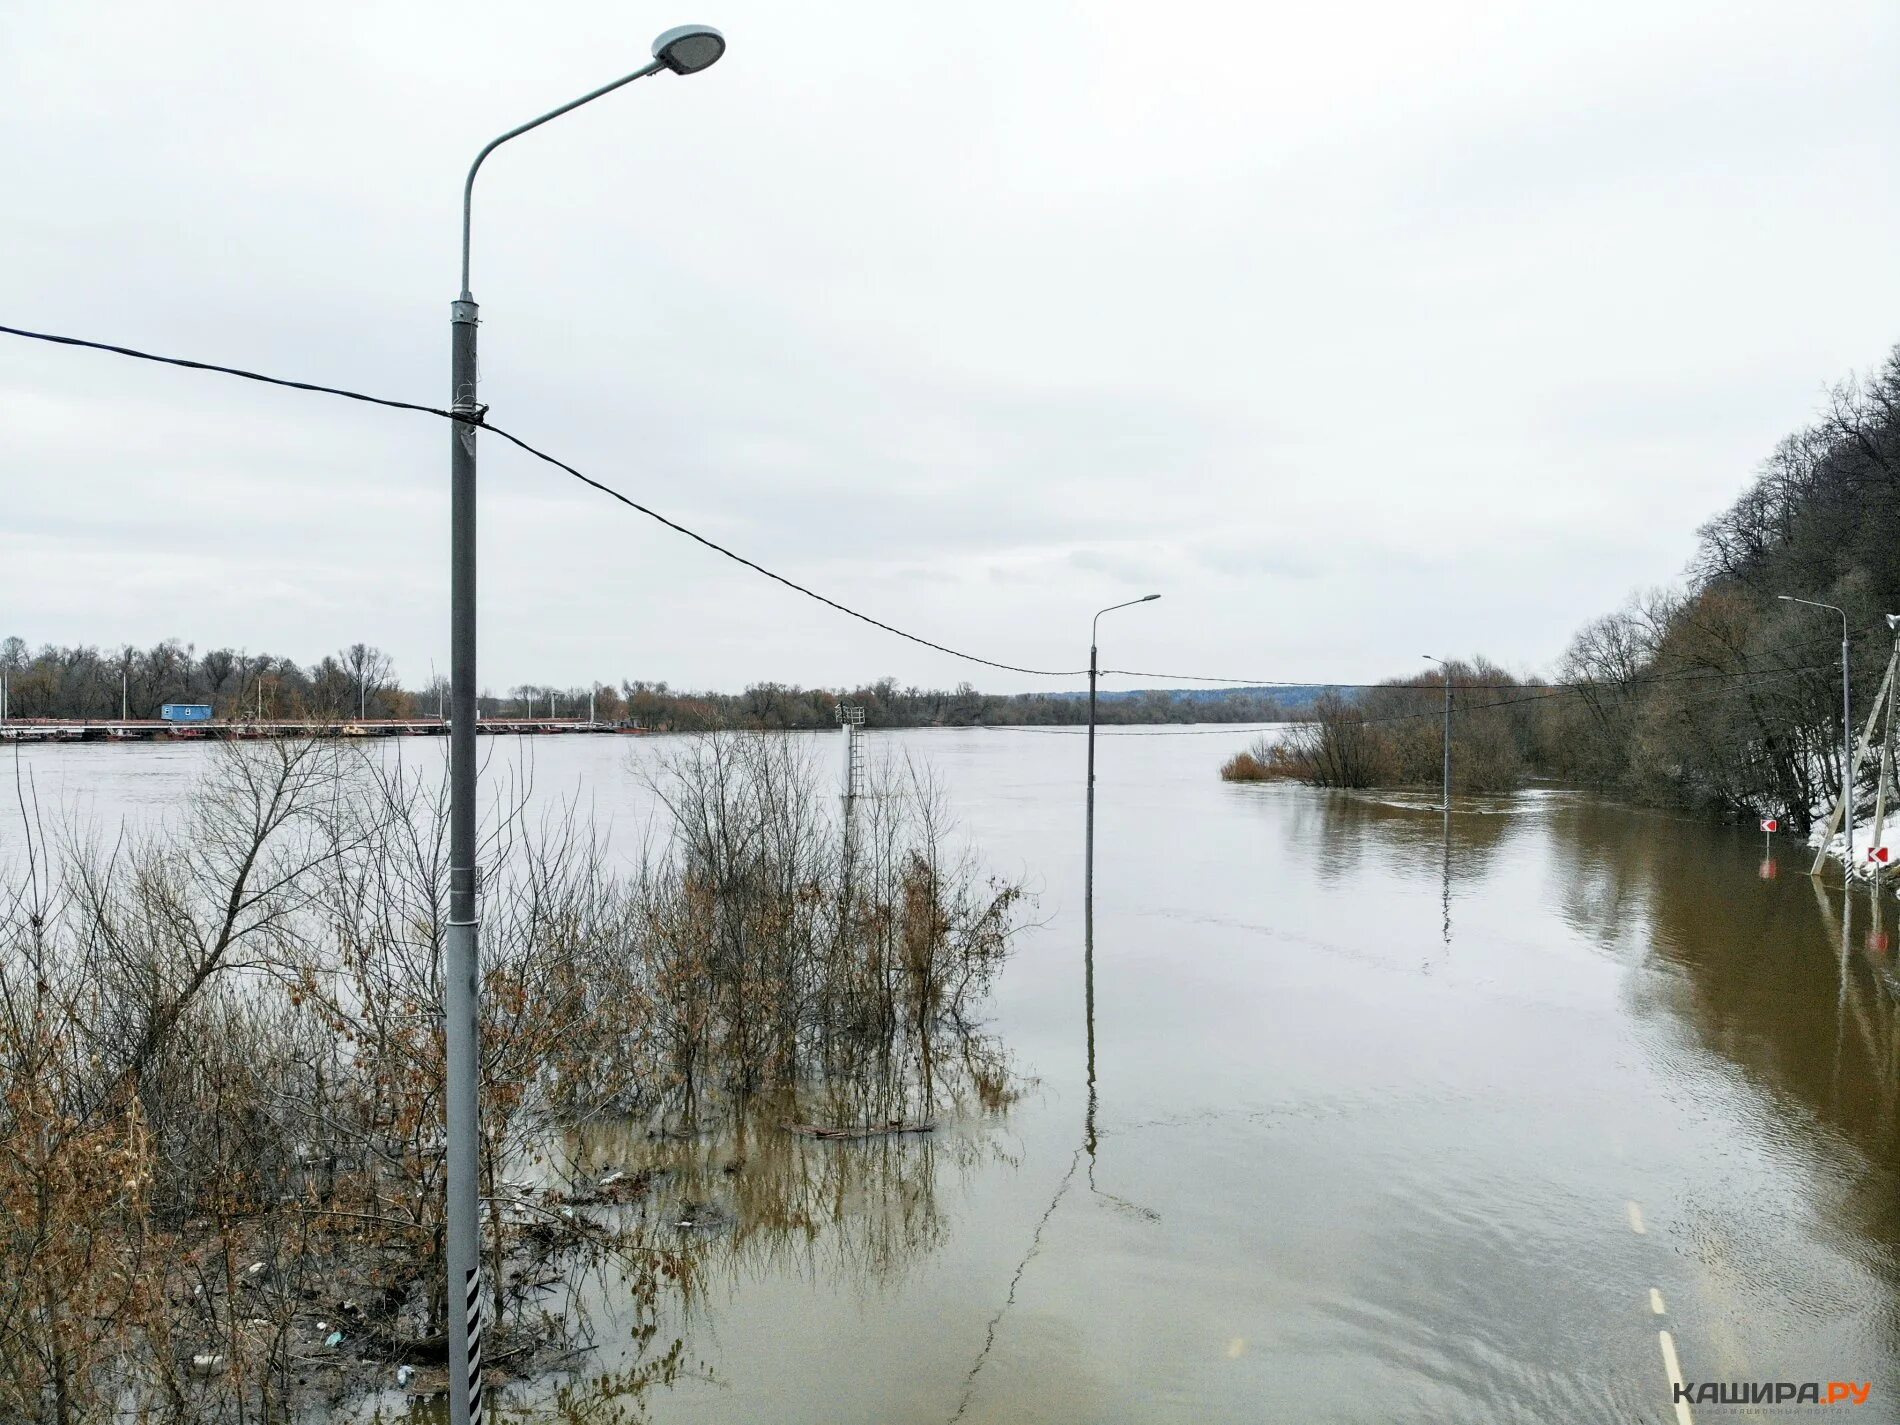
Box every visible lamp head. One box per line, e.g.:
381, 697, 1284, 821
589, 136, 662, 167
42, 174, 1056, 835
653, 23, 726, 74
1141, 594, 1161, 602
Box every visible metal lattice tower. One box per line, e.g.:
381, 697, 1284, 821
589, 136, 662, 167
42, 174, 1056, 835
836, 703, 866, 803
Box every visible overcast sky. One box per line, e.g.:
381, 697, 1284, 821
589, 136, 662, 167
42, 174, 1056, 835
4, 1, 1896, 696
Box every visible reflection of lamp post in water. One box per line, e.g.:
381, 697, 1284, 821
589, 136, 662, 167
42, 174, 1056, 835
1084, 893, 1097, 1165
1440, 812, 1452, 946
1834, 890, 1851, 1110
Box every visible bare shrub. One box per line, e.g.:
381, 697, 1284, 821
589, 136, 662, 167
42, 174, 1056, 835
0, 730, 1026, 1422
1219, 735, 1306, 783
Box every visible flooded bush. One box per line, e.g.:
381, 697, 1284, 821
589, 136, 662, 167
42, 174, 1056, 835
0, 732, 1026, 1423
1272, 694, 1397, 789
1239, 672, 1534, 794
1219, 736, 1306, 783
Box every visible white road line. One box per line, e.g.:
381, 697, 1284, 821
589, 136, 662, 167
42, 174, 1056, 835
1650, 1288, 1666, 1315
1626, 1200, 1647, 1235
1659, 1329, 1694, 1425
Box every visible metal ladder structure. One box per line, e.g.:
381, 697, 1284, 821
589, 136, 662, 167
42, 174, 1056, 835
836, 702, 866, 812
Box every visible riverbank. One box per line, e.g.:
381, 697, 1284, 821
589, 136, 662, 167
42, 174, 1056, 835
0, 716, 630, 743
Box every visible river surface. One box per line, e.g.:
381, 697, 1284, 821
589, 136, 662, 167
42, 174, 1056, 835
5, 730, 1898, 1423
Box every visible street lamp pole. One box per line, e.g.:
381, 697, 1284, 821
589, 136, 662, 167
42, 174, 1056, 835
1424, 655, 1451, 810
1779, 595, 1853, 870
1086, 595, 1160, 903
445, 26, 724, 1425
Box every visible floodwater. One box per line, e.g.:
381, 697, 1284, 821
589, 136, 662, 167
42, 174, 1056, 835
5, 730, 1898, 1423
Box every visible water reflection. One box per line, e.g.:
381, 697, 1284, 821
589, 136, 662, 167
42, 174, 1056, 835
1292, 788, 1520, 890
482, 1038, 1027, 1421
1544, 803, 1900, 1247
1440, 805, 1452, 946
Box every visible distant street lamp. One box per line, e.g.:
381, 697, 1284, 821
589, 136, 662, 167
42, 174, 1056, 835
1423, 655, 1452, 811
443, 26, 725, 1425
1086, 595, 1160, 901
1779, 595, 1852, 869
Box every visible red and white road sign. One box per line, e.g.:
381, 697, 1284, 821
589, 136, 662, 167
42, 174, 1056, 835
1760, 817, 1779, 833
1868, 845, 1892, 866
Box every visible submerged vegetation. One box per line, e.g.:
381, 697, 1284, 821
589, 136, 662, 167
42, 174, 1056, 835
0, 734, 1025, 1423
1222, 675, 1538, 795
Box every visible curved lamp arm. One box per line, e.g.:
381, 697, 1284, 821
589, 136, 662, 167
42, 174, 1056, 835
460, 58, 667, 297
1777, 594, 1847, 639
1094, 594, 1160, 649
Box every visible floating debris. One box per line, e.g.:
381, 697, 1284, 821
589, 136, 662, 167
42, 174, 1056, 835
673, 1199, 734, 1232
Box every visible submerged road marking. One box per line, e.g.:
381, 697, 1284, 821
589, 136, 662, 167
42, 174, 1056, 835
1626, 1200, 1647, 1235
1659, 1329, 1694, 1424
1650, 1288, 1666, 1315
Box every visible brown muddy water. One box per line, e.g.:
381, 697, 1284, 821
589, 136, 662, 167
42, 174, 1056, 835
5, 730, 1898, 1423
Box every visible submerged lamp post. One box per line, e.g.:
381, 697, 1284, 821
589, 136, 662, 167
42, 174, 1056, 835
1423, 655, 1452, 811
444, 25, 724, 1425
1778, 594, 1852, 870
1085, 595, 1160, 901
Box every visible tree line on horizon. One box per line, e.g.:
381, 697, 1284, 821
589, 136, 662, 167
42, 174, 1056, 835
0, 638, 1300, 729
1230, 344, 1900, 829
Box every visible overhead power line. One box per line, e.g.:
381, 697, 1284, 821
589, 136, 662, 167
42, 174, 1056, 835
976, 723, 1289, 737
0, 322, 1084, 679
1102, 633, 1864, 694
1, 320, 1878, 699
1342, 660, 1839, 728
0, 323, 455, 421
972, 660, 1837, 734
477, 421, 1085, 678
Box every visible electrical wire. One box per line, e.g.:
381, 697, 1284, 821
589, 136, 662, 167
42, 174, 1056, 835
1102, 630, 1867, 693
1343, 660, 1838, 729
0, 322, 455, 421
979, 661, 1841, 735
973, 723, 1289, 737
972, 658, 1841, 736
478, 421, 1086, 678
0, 320, 1875, 700
0, 321, 1085, 678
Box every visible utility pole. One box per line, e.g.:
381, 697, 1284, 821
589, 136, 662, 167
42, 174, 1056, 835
1442, 675, 1452, 807
1811, 621, 1899, 878
443, 28, 725, 1425
121, 668, 128, 721
1778, 596, 1853, 870
1424, 656, 1452, 809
